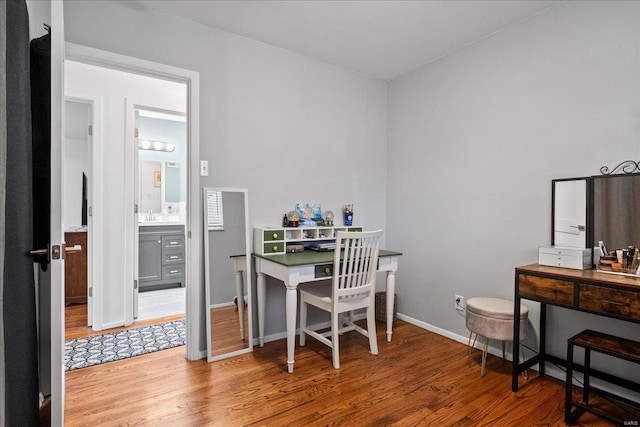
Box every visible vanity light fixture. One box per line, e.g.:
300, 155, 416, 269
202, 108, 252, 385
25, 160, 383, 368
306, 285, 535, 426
138, 139, 175, 152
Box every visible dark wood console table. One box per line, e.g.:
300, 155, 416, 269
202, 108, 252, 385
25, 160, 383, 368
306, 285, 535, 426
513, 264, 640, 392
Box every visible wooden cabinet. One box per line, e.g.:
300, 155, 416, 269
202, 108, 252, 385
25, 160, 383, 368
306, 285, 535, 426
65, 231, 87, 305
139, 224, 185, 291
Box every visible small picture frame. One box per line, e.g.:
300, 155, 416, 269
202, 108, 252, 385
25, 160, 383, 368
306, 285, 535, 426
154, 171, 161, 187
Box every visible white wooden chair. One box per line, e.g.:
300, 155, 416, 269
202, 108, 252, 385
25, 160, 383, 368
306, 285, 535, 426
299, 230, 383, 369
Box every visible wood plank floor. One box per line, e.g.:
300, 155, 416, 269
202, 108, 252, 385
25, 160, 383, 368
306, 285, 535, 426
64, 319, 639, 426
64, 304, 185, 341
210, 305, 250, 356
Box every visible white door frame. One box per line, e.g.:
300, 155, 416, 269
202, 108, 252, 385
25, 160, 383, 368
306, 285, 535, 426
50, 1, 65, 424
63, 43, 202, 361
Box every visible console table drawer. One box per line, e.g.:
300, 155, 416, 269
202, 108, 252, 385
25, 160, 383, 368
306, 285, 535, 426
579, 284, 640, 320
315, 264, 333, 278
518, 274, 574, 305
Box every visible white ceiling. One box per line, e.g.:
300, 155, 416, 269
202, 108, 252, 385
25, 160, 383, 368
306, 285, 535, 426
134, 0, 560, 81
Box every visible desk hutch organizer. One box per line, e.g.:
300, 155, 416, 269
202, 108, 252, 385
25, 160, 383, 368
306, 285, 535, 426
254, 226, 362, 255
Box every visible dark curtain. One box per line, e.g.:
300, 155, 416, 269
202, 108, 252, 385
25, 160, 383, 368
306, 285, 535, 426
31, 32, 50, 271
4, 0, 40, 424
31, 30, 52, 402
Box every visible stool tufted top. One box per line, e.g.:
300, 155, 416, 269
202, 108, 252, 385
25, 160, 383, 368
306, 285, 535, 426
466, 297, 528, 320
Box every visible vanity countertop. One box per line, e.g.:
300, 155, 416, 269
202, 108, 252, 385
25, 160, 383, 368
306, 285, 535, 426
138, 221, 185, 227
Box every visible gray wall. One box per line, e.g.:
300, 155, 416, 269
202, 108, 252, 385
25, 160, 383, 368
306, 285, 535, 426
387, 0, 640, 382
64, 1, 640, 381
64, 0, 387, 350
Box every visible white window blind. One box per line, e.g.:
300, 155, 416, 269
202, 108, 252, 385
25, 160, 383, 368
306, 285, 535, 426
207, 190, 224, 230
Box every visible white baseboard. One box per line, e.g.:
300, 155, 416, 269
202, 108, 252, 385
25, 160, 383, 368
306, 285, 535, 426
210, 302, 234, 309
396, 312, 515, 359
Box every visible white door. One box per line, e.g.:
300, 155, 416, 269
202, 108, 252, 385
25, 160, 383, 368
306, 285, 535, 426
63, 97, 96, 326
123, 99, 137, 325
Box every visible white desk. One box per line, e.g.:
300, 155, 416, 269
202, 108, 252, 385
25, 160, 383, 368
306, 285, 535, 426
254, 249, 402, 373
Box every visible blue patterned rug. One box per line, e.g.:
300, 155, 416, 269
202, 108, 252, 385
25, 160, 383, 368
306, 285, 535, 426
65, 320, 186, 371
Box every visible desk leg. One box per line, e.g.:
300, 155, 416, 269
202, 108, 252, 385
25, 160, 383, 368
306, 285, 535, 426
257, 272, 266, 347
285, 284, 297, 373
386, 271, 396, 342
235, 271, 245, 340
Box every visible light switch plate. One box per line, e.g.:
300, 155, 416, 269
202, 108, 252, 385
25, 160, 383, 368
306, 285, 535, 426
200, 160, 209, 176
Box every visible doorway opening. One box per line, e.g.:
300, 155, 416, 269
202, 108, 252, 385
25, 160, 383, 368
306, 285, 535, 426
63, 59, 189, 348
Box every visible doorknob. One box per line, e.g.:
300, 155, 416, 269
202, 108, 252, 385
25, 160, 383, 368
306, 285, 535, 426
29, 243, 79, 261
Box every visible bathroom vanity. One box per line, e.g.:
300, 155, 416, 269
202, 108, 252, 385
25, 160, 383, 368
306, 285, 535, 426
138, 224, 185, 291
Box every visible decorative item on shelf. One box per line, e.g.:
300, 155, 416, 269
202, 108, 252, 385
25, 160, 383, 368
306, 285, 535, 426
282, 213, 289, 227
296, 202, 321, 227
322, 210, 334, 226
287, 210, 299, 228
342, 204, 354, 226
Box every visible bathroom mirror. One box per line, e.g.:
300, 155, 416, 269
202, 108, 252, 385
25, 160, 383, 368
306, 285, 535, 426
138, 109, 187, 218
139, 160, 183, 215
203, 187, 252, 361
552, 177, 590, 248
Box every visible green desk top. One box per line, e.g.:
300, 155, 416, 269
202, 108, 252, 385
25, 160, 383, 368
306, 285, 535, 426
253, 249, 402, 267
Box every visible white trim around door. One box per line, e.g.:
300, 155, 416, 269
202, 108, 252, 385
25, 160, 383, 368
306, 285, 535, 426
63, 43, 201, 361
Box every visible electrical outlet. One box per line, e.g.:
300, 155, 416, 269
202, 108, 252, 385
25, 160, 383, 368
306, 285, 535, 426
455, 295, 464, 311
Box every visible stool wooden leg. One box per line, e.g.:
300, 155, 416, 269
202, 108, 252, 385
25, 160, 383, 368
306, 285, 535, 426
481, 336, 488, 377
467, 332, 473, 358
502, 341, 506, 360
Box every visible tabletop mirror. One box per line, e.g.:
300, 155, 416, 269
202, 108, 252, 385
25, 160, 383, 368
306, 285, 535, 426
552, 177, 590, 248
591, 173, 640, 252
203, 187, 252, 361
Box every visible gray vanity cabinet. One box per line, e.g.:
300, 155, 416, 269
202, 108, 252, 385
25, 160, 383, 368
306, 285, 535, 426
139, 224, 185, 291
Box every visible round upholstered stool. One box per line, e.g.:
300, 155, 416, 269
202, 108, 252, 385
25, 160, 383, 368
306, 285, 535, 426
465, 297, 529, 377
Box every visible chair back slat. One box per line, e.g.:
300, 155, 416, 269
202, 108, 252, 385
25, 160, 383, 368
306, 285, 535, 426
333, 230, 382, 302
